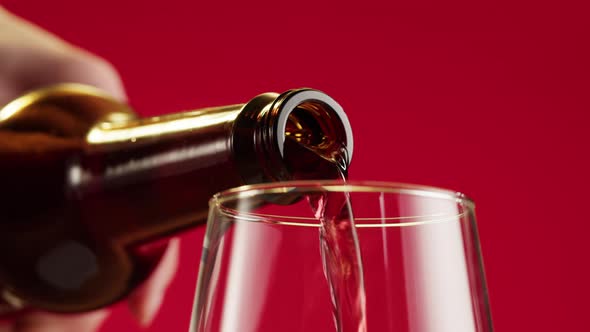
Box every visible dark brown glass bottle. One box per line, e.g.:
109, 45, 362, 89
0, 84, 353, 313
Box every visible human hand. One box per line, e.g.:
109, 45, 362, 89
0, 7, 180, 332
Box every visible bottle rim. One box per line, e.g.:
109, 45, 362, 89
270, 89, 354, 161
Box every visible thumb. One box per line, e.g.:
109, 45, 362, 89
0, 7, 127, 104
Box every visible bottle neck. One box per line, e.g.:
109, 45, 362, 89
69, 104, 245, 191
67, 104, 247, 245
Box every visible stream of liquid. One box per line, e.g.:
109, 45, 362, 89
307, 149, 367, 332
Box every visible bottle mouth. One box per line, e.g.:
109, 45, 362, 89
273, 89, 354, 163
233, 88, 354, 184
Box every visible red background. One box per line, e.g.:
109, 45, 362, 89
2, 0, 589, 331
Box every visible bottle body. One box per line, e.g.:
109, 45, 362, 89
0, 85, 353, 312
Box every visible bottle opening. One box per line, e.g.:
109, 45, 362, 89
275, 90, 353, 166
286, 102, 346, 158
233, 88, 354, 184
271, 90, 353, 181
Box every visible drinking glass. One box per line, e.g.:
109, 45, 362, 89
190, 181, 493, 332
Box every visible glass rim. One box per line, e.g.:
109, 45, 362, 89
209, 180, 475, 228
212, 180, 473, 204
209, 181, 474, 227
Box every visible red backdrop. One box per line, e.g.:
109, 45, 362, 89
2, 0, 588, 331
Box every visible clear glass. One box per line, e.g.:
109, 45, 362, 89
190, 181, 493, 332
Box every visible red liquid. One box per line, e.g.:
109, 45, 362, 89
311, 173, 367, 332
